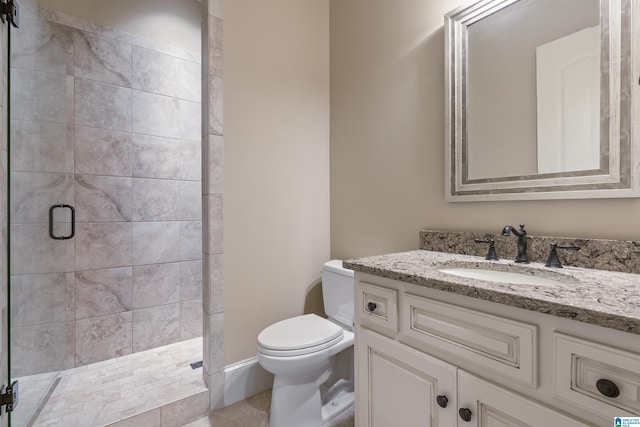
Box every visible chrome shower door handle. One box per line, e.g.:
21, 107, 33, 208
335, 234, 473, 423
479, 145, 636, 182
49, 204, 75, 240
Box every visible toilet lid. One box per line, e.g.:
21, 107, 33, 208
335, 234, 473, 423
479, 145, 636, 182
258, 314, 343, 352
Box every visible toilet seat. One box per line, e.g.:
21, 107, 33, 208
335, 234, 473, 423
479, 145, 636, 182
258, 314, 344, 357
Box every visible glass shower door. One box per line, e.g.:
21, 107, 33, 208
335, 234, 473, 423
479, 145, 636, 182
8, 0, 75, 424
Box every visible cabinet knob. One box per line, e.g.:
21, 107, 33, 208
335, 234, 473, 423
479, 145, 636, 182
596, 379, 620, 398
367, 302, 377, 312
436, 395, 448, 408
458, 408, 472, 422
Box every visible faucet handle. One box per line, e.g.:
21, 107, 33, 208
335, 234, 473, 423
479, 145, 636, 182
545, 242, 580, 268
474, 238, 499, 261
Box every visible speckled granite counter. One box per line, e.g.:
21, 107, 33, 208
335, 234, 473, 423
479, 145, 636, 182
343, 250, 640, 335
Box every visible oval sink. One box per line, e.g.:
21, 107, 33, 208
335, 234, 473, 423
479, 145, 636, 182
438, 268, 566, 286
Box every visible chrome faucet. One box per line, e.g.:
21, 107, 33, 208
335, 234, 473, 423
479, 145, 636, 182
501, 224, 529, 263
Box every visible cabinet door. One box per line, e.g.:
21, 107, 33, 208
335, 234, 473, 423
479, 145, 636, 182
356, 327, 457, 426
457, 371, 588, 426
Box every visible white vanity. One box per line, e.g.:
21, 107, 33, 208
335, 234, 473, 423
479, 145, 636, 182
345, 250, 640, 426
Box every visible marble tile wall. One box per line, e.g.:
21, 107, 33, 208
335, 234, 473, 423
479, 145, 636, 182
9, 2, 203, 378
201, 0, 225, 411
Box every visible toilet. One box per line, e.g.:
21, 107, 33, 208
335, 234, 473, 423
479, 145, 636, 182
257, 260, 354, 427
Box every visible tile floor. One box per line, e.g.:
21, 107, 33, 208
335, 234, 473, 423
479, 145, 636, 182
186, 389, 355, 427
29, 338, 207, 427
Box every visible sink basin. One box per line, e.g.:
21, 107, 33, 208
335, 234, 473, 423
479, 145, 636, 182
438, 268, 566, 286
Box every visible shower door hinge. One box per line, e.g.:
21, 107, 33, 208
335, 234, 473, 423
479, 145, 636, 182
0, 381, 19, 414
1, 0, 19, 28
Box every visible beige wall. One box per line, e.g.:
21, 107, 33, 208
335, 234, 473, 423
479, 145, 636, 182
330, 0, 640, 261
224, 0, 330, 364
37, 0, 201, 51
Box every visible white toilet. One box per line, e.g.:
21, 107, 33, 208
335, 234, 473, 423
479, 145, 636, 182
257, 260, 355, 427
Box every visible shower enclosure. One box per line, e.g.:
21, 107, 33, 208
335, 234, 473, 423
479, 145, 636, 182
6, 0, 203, 424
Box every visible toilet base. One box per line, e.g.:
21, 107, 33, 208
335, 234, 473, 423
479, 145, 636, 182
320, 378, 354, 424
269, 375, 354, 427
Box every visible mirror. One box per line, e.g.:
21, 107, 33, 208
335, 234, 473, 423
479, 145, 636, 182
445, 0, 639, 201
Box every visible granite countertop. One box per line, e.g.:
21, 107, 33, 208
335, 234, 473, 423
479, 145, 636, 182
343, 250, 640, 335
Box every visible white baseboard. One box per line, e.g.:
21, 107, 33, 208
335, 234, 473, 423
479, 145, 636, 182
224, 357, 274, 406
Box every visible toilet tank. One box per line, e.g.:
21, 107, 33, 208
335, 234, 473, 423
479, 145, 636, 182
321, 260, 354, 329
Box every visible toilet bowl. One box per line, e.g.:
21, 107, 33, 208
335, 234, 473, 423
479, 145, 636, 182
257, 260, 354, 427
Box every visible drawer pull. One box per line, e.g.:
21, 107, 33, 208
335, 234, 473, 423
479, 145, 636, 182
458, 407, 472, 422
596, 379, 620, 398
367, 302, 377, 312
436, 395, 448, 408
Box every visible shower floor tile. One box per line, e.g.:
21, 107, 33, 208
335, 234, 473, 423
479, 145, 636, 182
32, 337, 205, 427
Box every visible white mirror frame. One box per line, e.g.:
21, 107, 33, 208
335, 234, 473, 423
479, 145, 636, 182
445, 0, 640, 201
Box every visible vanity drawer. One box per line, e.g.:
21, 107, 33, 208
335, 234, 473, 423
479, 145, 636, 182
553, 333, 640, 417
400, 293, 537, 386
355, 282, 398, 335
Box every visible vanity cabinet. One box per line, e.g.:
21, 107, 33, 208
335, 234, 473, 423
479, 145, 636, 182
357, 327, 457, 426
354, 273, 639, 426
456, 371, 585, 426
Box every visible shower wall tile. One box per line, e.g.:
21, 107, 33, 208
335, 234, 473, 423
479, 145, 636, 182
180, 140, 202, 181
132, 46, 180, 98
205, 0, 224, 20
180, 300, 203, 340
11, 18, 74, 75
101, 25, 155, 50
132, 178, 180, 221
11, 70, 68, 123
74, 126, 132, 176
179, 59, 201, 103
75, 267, 133, 319
203, 312, 224, 375
10, 172, 74, 222
74, 30, 132, 87
204, 194, 223, 254
10, 272, 75, 327
11, 223, 74, 275
208, 16, 223, 78
75, 222, 132, 270
75, 175, 132, 222
132, 304, 181, 352
155, 43, 200, 64
75, 312, 133, 366
180, 260, 202, 301
132, 134, 182, 179
203, 135, 223, 195
40, 7, 101, 33
75, 78, 132, 131
203, 254, 223, 314
180, 221, 203, 261
11, 321, 75, 377
132, 222, 181, 265
179, 99, 202, 142
180, 181, 202, 220
11, 120, 73, 173
132, 90, 181, 139
132, 263, 181, 309
132, 91, 201, 141
208, 76, 223, 136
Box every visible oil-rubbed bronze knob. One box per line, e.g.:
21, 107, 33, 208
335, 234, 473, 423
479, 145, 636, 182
458, 408, 472, 422
596, 379, 620, 398
367, 302, 377, 312
436, 395, 448, 408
